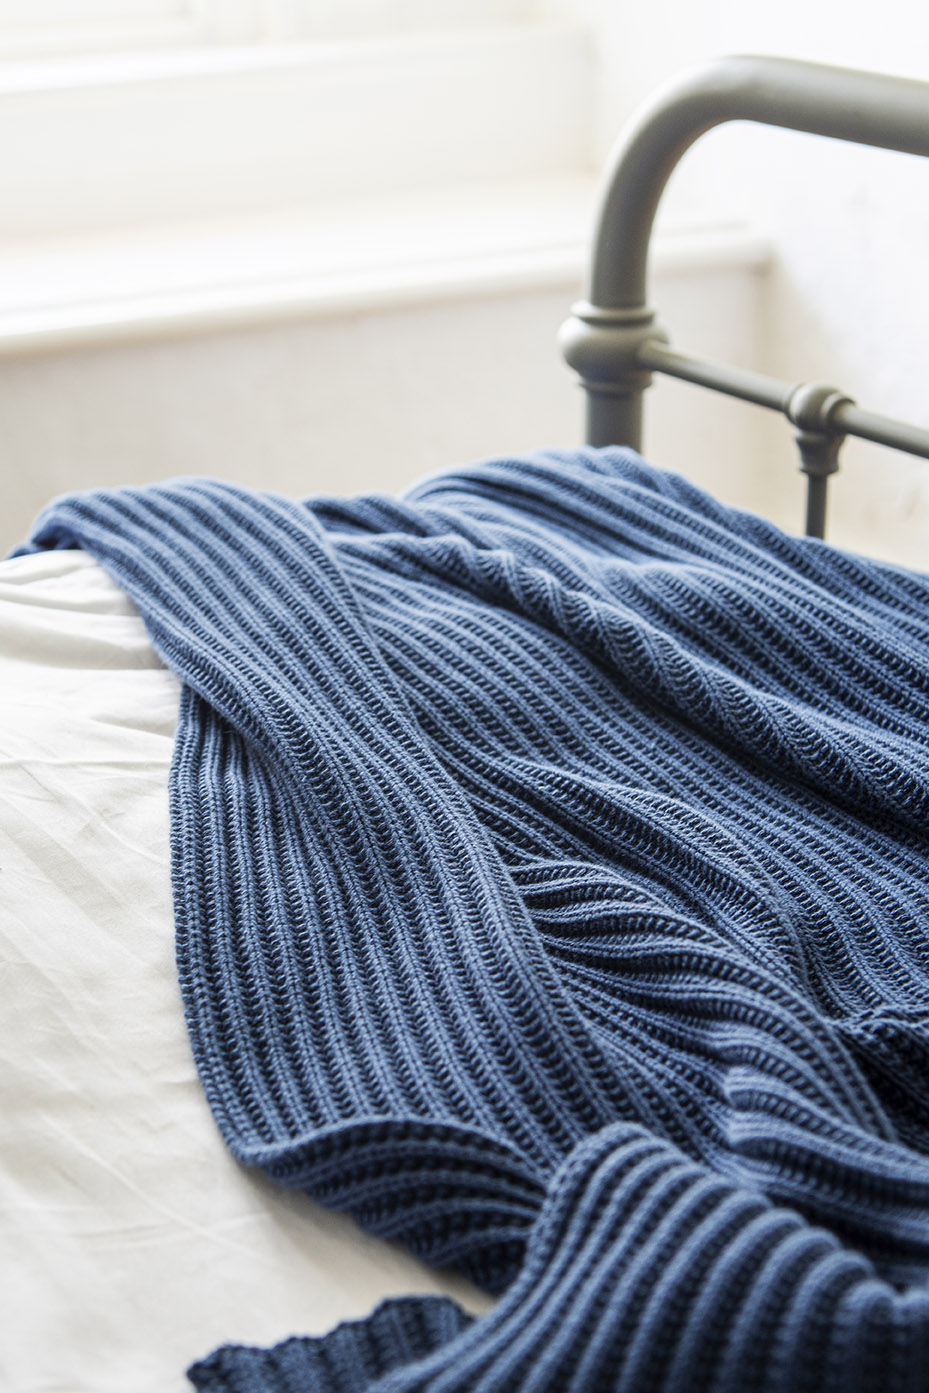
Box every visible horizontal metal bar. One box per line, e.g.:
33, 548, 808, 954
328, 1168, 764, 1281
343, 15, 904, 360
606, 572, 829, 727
640, 341, 929, 463
832, 401, 929, 460
638, 342, 793, 413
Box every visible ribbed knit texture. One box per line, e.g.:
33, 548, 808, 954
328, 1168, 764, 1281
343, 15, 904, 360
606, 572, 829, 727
18, 448, 929, 1391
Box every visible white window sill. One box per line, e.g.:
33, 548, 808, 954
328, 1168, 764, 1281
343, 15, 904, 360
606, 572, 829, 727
0, 178, 770, 356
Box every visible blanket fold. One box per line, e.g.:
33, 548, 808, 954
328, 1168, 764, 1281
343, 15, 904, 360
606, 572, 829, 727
19, 448, 929, 1390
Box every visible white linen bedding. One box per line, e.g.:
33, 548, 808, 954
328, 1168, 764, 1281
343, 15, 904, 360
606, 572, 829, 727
0, 549, 487, 1393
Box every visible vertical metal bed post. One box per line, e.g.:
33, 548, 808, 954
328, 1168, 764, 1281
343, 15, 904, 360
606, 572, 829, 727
559, 56, 929, 537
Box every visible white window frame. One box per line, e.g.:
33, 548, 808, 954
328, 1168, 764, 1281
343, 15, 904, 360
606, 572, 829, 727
0, 2, 264, 56
0, 1, 598, 351
0, 1, 546, 56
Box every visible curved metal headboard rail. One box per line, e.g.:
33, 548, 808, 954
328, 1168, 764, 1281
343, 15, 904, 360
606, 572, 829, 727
559, 55, 929, 537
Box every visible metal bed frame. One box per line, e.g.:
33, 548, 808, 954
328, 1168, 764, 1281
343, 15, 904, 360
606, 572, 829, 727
560, 55, 929, 539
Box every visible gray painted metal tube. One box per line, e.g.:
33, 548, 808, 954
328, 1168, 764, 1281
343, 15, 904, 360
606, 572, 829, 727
832, 402, 929, 460
637, 343, 793, 414
562, 54, 929, 534
590, 55, 929, 311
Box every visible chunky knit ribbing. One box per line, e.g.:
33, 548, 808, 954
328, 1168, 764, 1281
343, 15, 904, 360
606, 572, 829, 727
18, 449, 929, 1390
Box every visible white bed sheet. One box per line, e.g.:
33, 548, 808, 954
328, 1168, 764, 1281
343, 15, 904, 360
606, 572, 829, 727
0, 549, 487, 1393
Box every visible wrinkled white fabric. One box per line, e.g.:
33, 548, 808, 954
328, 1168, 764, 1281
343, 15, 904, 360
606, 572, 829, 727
0, 549, 487, 1393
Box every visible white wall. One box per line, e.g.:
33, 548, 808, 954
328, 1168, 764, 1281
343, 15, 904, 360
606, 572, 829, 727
585, 0, 929, 564
0, 6, 776, 555
2, 255, 766, 555
9, 4, 927, 563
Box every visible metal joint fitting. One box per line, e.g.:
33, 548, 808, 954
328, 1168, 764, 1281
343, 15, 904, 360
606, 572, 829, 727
785, 383, 855, 481
786, 381, 854, 436
559, 303, 669, 396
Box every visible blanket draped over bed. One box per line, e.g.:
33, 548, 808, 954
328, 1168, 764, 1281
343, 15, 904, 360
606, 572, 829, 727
19, 448, 929, 1391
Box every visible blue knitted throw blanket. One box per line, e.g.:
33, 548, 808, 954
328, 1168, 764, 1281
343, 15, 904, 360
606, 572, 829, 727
19, 448, 929, 1391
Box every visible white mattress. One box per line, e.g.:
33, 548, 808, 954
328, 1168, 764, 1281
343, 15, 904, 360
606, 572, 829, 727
0, 549, 488, 1393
